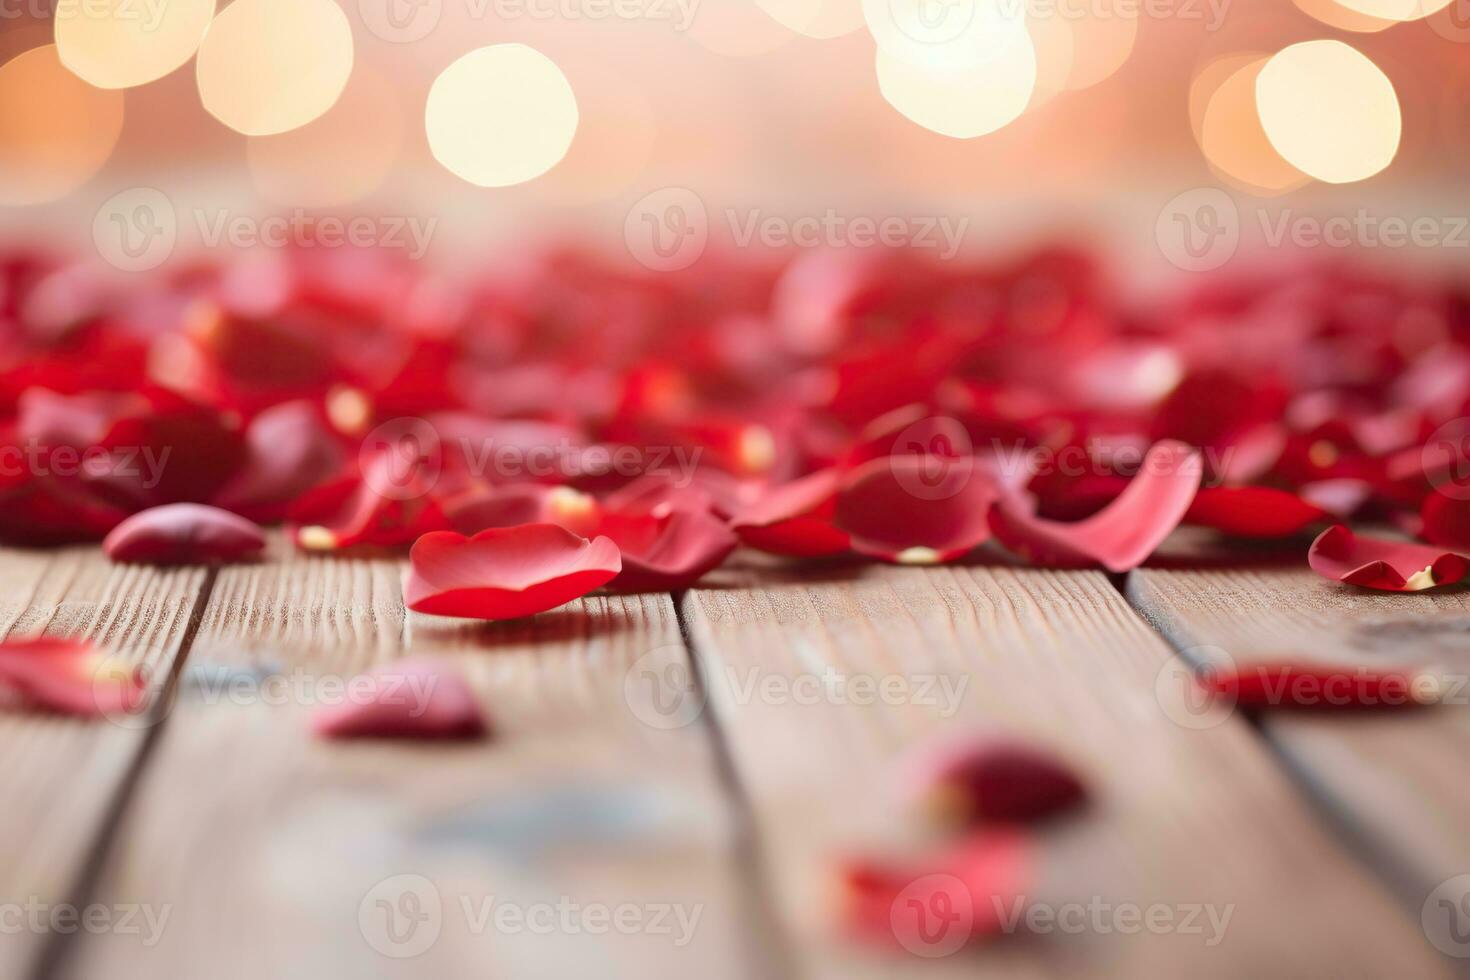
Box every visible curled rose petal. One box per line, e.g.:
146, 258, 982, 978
598, 508, 738, 592
404, 524, 621, 620
1199, 662, 1442, 710
989, 441, 1202, 571
311, 658, 487, 740
1421, 489, 1470, 550
730, 469, 850, 558
903, 733, 1086, 828
834, 456, 998, 564
291, 442, 449, 552
214, 400, 345, 522
837, 831, 1031, 949
1183, 486, 1328, 539
0, 637, 145, 718
104, 503, 266, 565
1308, 525, 1469, 591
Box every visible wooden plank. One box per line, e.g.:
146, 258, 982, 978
683, 560, 1449, 977
61, 536, 754, 979
0, 546, 209, 980
1128, 564, 1470, 947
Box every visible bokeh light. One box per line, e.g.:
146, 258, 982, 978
56, 0, 215, 89
1199, 54, 1309, 195
1334, 0, 1452, 20
1291, 0, 1395, 32
195, 0, 353, 136
1027, 10, 1075, 108
753, 0, 864, 38
1255, 40, 1401, 184
0, 44, 124, 205
865, 0, 1030, 74
247, 67, 402, 207
1058, 0, 1138, 90
425, 44, 579, 188
874, 31, 1037, 139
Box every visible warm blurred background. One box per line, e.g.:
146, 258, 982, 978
0, 0, 1467, 274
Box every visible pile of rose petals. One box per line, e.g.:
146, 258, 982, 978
6, 243, 1470, 604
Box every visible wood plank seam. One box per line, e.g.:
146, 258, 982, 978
28, 565, 222, 980
1121, 570, 1464, 974
672, 590, 801, 980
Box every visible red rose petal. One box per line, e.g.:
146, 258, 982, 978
311, 658, 487, 740
989, 441, 1202, 571
834, 456, 998, 564
292, 441, 449, 551
1421, 489, 1470, 550
0, 637, 145, 718
214, 400, 345, 522
1199, 662, 1441, 710
103, 503, 266, 564
445, 483, 601, 538
838, 831, 1031, 950
404, 524, 622, 619
731, 469, 850, 558
904, 733, 1087, 827
1183, 486, 1328, 539
599, 508, 738, 592
1308, 524, 1469, 591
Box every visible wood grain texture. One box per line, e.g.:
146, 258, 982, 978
683, 560, 1449, 978
62, 537, 751, 980
1129, 565, 1470, 920
0, 545, 208, 980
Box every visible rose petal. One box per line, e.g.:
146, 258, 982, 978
903, 733, 1086, 828
989, 441, 1202, 571
1421, 489, 1470, 550
731, 469, 850, 558
834, 456, 998, 563
311, 658, 487, 740
1199, 662, 1441, 710
104, 503, 266, 564
1308, 525, 1469, 591
1183, 486, 1328, 539
599, 508, 737, 592
404, 524, 622, 619
292, 442, 449, 551
214, 400, 345, 522
0, 637, 144, 718
837, 831, 1031, 949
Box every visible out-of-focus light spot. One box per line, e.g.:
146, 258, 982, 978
0, 44, 123, 205
1026, 7, 1074, 107
865, 0, 1030, 74
195, 0, 353, 136
874, 31, 1036, 139
55, 0, 214, 89
1189, 52, 1261, 146
1256, 40, 1400, 184
426, 44, 578, 188
687, 0, 796, 55
1200, 55, 1309, 195
754, 0, 863, 37
1335, 0, 1452, 20
537, 67, 655, 204
247, 67, 401, 207
1057, 0, 1136, 90
1291, 0, 1395, 31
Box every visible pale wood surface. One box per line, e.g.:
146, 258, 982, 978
1128, 565, 1470, 906
682, 559, 1450, 978
59, 536, 751, 980
0, 546, 209, 980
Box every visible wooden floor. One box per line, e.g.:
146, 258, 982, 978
4, 533, 1470, 978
